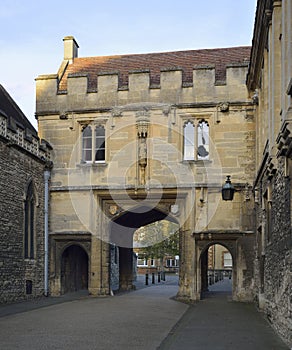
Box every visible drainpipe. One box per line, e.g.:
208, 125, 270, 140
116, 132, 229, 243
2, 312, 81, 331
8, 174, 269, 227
44, 168, 51, 297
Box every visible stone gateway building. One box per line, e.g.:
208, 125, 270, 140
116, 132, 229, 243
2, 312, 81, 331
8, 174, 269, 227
32, 0, 290, 346
0, 85, 51, 303
36, 36, 256, 299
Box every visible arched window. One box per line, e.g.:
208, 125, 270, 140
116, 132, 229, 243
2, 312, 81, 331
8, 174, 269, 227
82, 124, 106, 163
95, 125, 105, 162
197, 120, 209, 160
183, 121, 195, 160
82, 125, 93, 162
24, 181, 34, 259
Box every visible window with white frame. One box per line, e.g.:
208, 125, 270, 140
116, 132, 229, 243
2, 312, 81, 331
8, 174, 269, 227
223, 252, 232, 268
137, 255, 148, 266
166, 258, 179, 267
183, 119, 209, 161
81, 124, 105, 163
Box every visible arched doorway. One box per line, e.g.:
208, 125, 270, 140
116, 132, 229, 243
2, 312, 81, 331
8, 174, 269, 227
109, 205, 179, 292
200, 243, 233, 299
61, 245, 89, 294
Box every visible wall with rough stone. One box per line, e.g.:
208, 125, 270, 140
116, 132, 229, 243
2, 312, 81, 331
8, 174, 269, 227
254, 157, 291, 345
0, 137, 47, 303
0, 115, 51, 303
248, 1, 292, 346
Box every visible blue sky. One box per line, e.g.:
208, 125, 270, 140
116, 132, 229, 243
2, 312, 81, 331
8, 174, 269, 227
0, 0, 257, 129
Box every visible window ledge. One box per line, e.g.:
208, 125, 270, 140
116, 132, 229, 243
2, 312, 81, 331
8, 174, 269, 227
182, 159, 212, 165
77, 161, 107, 168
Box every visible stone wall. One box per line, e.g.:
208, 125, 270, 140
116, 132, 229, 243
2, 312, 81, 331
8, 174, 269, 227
256, 157, 291, 344
247, 1, 292, 345
110, 245, 119, 291
0, 121, 51, 303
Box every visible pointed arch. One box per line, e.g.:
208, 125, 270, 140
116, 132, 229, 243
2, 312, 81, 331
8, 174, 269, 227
24, 180, 35, 259
183, 120, 195, 160
197, 119, 209, 160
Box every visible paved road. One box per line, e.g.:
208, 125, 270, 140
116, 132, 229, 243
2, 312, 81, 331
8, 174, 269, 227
0, 276, 289, 350
159, 278, 289, 350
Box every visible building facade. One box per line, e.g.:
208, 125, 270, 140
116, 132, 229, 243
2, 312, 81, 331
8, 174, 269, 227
36, 36, 255, 302
247, 0, 292, 344
0, 85, 51, 303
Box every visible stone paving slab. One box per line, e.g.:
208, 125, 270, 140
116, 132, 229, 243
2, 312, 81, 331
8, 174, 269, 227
0, 284, 187, 350
0, 277, 289, 350
158, 279, 289, 350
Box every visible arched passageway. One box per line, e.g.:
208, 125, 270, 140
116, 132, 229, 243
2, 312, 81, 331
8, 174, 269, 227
109, 205, 178, 292
61, 245, 89, 294
200, 243, 233, 299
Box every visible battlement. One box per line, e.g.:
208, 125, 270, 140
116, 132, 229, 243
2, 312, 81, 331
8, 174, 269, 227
0, 114, 52, 160
35, 37, 250, 114
36, 62, 249, 115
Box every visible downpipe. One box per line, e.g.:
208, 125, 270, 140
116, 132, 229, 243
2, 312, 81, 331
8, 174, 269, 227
44, 169, 51, 297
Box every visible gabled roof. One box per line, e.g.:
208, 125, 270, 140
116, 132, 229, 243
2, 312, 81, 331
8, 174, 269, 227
0, 85, 37, 137
59, 46, 251, 91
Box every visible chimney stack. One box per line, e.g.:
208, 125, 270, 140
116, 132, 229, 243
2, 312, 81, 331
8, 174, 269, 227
63, 36, 79, 63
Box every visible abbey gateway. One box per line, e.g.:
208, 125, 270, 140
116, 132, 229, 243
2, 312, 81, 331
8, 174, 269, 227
0, 0, 291, 346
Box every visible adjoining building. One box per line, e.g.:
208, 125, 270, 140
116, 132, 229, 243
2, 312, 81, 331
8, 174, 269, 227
0, 85, 52, 303
247, 0, 292, 344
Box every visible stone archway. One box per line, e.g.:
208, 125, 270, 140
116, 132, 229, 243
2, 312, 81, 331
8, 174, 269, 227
199, 242, 234, 298
197, 239, 237, 300
61, 245, 89, 294
109, 205, 179, 292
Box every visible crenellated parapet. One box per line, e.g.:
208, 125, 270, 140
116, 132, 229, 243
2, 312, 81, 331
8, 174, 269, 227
35, 36, 250, 115
0, 113, 52, 161
36, 61, 249, 115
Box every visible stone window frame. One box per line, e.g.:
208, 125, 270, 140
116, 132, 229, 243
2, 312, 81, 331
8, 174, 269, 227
182, 118, 210, 162
79, 120, 107, 165
263, 185, 272, 244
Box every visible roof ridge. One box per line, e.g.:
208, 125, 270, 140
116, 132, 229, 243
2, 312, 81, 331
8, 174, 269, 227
75, 45, 251, 60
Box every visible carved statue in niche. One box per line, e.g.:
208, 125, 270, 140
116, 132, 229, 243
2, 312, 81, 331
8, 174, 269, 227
138, 137, 147, 185
139, 138, 147, 166
136, 109, 150, 186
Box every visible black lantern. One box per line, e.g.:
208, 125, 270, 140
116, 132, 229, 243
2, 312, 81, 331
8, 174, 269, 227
222, 175, 235, 201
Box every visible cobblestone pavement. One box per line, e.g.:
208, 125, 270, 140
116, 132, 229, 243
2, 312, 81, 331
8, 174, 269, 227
0, 275, 289, 350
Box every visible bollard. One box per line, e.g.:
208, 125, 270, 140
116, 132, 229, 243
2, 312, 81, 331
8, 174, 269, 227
152, 272, 155, 284
145, 273, 149, 285
162, 271, 166, 281
158, 272, 161, 283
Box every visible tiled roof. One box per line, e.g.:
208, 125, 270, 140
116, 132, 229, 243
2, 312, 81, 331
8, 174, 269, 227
0, 85, 37, 136
59, 46, 251, 91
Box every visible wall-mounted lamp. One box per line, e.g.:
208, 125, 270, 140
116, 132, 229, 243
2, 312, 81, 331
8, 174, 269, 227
222, 175, 235, 201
